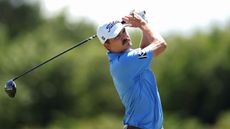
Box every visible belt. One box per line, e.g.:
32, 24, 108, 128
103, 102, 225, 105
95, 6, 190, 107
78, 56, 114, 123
124, 125, 141, 129
124, 125, 164, 129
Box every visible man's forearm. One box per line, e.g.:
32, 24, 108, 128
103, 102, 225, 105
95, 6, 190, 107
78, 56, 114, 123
140, 24, 164, 49
140, 24, 154, 48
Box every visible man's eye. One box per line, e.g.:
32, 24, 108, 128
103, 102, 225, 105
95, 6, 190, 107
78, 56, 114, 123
122, 29, 126, 33
115, 33, 121, 39
115, 35, 120, 40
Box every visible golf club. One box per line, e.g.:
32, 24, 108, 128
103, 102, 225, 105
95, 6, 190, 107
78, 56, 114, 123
4, 34, 97, 98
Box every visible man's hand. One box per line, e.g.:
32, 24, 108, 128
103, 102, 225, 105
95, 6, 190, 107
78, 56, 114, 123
122, 11, 147, 28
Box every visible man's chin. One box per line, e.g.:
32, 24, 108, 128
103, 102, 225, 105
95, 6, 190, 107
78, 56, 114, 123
123, 41, 132, 46
126, 43, 131, 50
127, 42, 132, 47
129, 42, 132, 46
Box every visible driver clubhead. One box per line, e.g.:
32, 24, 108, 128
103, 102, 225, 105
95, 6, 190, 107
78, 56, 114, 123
4, 79, 16, 98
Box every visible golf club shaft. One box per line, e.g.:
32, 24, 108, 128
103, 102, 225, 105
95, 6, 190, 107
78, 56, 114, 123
12, 34, 97, 81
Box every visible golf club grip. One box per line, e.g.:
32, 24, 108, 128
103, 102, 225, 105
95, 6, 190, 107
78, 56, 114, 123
12, 35, 97, 81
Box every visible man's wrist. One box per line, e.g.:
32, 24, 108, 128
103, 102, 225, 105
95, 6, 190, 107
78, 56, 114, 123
139, 22, 150, 31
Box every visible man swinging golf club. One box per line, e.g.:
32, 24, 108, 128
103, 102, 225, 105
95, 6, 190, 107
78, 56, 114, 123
97, 10, 167, 129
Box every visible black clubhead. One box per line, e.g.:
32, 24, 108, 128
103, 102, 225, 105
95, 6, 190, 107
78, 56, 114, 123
4, 80, 16, 98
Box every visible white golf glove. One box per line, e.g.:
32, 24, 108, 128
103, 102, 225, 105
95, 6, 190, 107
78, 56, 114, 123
130, 10, 148, 23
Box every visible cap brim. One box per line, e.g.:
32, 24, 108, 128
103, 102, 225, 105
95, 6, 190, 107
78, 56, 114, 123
108, 23, 130, 39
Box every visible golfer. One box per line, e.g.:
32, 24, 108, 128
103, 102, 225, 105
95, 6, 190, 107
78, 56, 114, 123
97, 11, 167, 129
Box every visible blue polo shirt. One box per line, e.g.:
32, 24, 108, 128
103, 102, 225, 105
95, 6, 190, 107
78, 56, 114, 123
107, 48, 163, 129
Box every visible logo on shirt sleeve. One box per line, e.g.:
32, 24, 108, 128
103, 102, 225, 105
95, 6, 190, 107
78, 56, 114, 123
138, 51, 147, 59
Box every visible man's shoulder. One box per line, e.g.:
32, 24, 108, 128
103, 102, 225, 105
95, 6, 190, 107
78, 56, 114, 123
127, 48, 149, 59
108, 48, 146, 63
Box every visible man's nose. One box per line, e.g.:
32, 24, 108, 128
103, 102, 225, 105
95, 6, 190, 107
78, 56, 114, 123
121, 32, 129, 39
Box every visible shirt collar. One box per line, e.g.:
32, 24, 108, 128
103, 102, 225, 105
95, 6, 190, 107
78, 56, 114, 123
107, 48, 132, 61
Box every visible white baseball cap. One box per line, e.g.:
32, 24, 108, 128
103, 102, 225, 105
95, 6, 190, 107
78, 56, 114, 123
97, 21, 129, 44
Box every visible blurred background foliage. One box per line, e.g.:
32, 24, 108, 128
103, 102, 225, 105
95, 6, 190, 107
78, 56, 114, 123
0, 0, 230, 129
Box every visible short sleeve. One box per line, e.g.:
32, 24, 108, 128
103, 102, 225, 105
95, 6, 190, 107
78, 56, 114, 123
119, 48, 153, 77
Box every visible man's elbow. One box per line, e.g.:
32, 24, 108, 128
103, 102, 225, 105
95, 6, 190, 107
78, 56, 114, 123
154, 41, 167, 57
162, 41, 167, 50
159, 41, 167, 52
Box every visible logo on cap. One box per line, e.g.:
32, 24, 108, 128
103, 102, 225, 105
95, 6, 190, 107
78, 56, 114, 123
106, 21, 120, 32
101, 36, 106, 41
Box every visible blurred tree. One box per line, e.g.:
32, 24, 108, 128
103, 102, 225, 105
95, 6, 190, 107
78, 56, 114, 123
0, 0, 230, 128
155, 21, 230, 124
214, 111, 230, 129
0, 0, 42, 38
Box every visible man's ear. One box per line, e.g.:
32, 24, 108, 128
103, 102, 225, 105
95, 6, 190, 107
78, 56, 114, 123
104, 43, 110, 51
